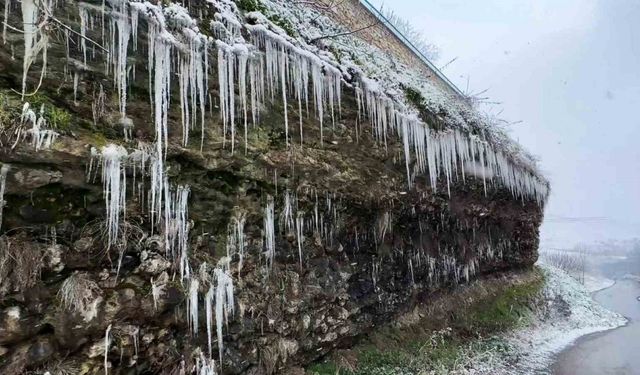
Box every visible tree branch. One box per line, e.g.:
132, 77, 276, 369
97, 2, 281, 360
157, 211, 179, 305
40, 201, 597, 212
310, 19, 381, 43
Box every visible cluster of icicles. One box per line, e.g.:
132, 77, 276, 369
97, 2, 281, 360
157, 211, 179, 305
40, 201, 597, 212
88, 143, 235, 372
87, 143, 198, 276
9, 0, 548, 204
357, 81, 548, 205
396, 238, 514, 290
10, 103, 60, 151
88, 139, 347, 370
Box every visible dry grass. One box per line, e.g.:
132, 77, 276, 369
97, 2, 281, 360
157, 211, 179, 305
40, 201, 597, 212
0, 234, 44, 297
58, 272, 103, 322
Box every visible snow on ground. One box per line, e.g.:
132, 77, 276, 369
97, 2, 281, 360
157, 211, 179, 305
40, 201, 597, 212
462, 263, 626, 374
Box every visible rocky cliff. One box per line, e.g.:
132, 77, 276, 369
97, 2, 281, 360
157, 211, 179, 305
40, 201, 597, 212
0, 0, 547, 374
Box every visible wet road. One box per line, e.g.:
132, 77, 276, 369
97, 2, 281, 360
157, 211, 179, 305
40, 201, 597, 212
552, 265, 640, 375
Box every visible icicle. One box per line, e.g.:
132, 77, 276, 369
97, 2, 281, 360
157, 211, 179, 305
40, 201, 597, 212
217, 41, 249, 153
79, 4, 89, 64
100, 144, 128, 249
409, 258, 415, 286
263, 195, 275, 271
0, 164, 10, 229
111, 7, 131, 118
3, 0, 10, 45
226, 211, 246, 272
214, 267, 234, 366
247, 25, 343, 147
104, 324, 112, 375
20, 103, 58, 151
131, 327, 139, 356
164, 185, 191, 280
280, 189, 294, 234
187, 278, 199, 336
121, 117, 134, 141
73, 71, 79, 105
279, 44, 289, 147
196, 349, 217, 375
21, 0, 41, 97
151, 277, 163, 311
358, 78, 548, 204
130, 6, 139, 51
296, 211, 304, 268
205, 285, 214, 359
149, 34, 172, 230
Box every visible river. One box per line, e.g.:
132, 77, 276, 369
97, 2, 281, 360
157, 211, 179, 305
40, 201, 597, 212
552, 255, 640, 375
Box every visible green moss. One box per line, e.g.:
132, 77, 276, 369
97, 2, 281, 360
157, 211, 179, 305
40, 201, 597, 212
268, 14, 297, 37
307, 362, 344, 375
329, 45, 343, 64
48, 106, 72, 130
401, 84, 442, 130
86, 131, 109, 148
237, 0, 267, 13
236, 0, 296, 37
403, 86, 423, 108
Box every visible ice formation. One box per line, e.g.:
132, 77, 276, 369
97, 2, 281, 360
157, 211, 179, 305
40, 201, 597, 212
263, 195, 276, 271
108, 0, 132, 118
203, 264, 236, 365
280, 189, 294, 235
195, 349, 218, 375
216, 41, 249, 152
227, 211, 246, 272
178, 29, 208, 148
357, 80, 549, 204
246, 22, 342, 145
2, 0, 9, 44
20, 0, 44, 97
19, 103, 59, 151
205, 284, 215, 359
1, 0, 553, 368
188, 278, 199, 336
99, 144, 128, 249
0, 164, 10, 229
78, 4, 90, 64
104, 324, 112, 374
165, 185, 191, 280
214, 267, 234, 364
150, 277, 163, 311
296, 211, 304, 268
63, 0, 548, 206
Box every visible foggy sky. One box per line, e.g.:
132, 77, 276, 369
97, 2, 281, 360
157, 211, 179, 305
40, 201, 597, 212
373, 0, 640, 249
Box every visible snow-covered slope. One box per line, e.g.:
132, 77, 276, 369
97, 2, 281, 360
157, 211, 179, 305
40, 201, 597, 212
465, 264, 626, 374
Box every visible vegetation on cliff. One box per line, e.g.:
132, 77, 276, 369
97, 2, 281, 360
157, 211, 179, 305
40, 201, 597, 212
309, 268, 544, 375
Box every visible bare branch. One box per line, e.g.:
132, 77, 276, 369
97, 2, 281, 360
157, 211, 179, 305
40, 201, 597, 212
439, 57, 458, 71
310, 19, 382, 43
43, 9, 109, 53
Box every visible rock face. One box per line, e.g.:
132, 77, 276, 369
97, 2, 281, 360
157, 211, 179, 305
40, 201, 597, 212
0, 0, 545, 373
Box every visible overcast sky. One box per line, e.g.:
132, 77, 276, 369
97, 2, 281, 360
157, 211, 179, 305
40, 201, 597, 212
371, 0, 640, 249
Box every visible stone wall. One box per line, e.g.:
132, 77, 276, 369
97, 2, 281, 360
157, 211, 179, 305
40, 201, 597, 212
311, 0, 465, 100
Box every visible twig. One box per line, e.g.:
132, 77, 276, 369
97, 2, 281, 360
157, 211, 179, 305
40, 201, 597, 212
310, 19, 382, 43
36, 3, 109, 53
439, 56, 458, 71
1, 22, 24, 33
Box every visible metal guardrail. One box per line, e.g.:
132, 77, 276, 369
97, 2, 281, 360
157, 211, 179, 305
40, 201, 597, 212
358, 0, 467, 99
